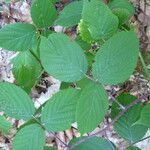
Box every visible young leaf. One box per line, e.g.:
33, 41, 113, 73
0, 23, 37, 51
93, 31, 139, 85
80, 0, 118, 40
69, 136, 116, 150
78, 20, 94, 43
108, 0, 134, 25
31, 0, 57, 28
75, 36, 91, 51
111, 94, 147, 143
12, 51, 43, 93
41, 88, 79, 132
135, 104, 150, 127
0, 115, 12, 134
13, 124, 45, 150
55, 1, 83, 27
40, 33, 88, 82
76, 79, 109, 134
0, 82, 35, 120
126, 146, 141, 150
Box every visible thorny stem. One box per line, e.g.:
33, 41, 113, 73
68, 94, 149, 150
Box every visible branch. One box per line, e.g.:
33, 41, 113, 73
68, 94, 149, 150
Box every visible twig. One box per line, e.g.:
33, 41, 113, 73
131, 135, 150, 146
68, 95, 149, 150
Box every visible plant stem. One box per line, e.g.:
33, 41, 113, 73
139, 52, 146, 69
113, 98, 126, 110
139, 52, 150, 78
131, 135, 150, 146
32, 115, 68, 148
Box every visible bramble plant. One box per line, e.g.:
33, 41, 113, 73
0, 0, 149, 150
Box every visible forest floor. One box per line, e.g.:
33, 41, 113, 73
0, 0, 150, 150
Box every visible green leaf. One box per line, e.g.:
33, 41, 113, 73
126, 146, 141, 150
0, 23, 37, 51
111, 94, 147, 143
44, 147, 57, 150
69, 136, 116, 150
111, 93, 137, 118
30, 38, 41, 59
41, 29, 53, 37
12, 51, 42, 93
76, 79, 108, 134
31, 0, 57, 28
85, 52, 95, 67
108, 0, 134, 25
55, 1, 83, 27
0, 115, 12, 134
75, 36, 91, 51
13, 124, 45, 150
51, 0, 60, 4
40, 33, 88, 82
60, 82, 71, 90
115, 118, 147, 143
80, 0, 118, 40
112, 9, 132, 25
135, 104, 150, 127
41, 88, 79, 132
109, 0, 134, 13
93, 31, 139, 85
0, 82, 35, 120
78, 20, 93, 43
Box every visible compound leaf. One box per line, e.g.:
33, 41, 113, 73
41, 88, 79, 131
40, 33, 88, 82
31, 0, 57, 28
13, 124, 45, 150
0, 23, 37, 51
93, 31, 139, 85
0, 82, 35, 120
